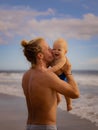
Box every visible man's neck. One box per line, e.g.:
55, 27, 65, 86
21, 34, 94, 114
32, 61, 47, 71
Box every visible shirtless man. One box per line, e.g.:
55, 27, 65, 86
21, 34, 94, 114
21, 37, 80, 130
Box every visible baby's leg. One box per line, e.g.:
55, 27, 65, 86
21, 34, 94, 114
65, 96, 72, 111
57, 93, 62, 105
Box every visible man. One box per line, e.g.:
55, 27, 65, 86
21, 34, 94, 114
21, 37, 80, 130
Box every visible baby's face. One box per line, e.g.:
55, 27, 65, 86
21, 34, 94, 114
53, 43, 66, 60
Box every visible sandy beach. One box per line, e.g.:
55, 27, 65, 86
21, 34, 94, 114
0, 93, 98, 130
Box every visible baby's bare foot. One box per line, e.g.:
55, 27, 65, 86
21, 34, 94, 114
67, 105, 72, 111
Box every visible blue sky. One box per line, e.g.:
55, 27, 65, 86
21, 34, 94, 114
0, 0, 98, 70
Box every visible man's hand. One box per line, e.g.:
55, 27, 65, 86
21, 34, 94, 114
63, 57, 72, 75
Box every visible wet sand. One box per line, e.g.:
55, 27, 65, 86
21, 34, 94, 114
0, 93, 98, 130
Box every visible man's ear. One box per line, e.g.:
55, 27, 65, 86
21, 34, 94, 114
37, 52, 43, 59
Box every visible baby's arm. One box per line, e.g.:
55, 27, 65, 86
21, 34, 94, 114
49, 59, 66, 73
64, 96, 72, 111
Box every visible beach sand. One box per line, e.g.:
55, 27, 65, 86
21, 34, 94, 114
0, 93, 98, 130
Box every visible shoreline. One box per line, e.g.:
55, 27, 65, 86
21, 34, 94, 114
0, 93, 98, 130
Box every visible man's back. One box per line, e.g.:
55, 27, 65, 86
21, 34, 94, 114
22, 69, 58, 125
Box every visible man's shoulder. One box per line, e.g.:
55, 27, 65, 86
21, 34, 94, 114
22, 69, 31, 80
44, 70, 59, 81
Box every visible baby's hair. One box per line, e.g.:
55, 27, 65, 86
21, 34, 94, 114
54, 38, 67, 44
54, 38, 68, 52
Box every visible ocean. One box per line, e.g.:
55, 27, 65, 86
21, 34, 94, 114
0, 70, 98, 126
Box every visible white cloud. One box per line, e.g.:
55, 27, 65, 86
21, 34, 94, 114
77, 57, 98, 70
86, 58, 98, 65
0, 7, 98, 44
80, 58, 98, 65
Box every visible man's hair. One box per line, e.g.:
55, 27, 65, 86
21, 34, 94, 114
21, 37, 44, 66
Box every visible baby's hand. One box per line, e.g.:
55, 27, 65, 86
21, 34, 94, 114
67, 104, 73, 111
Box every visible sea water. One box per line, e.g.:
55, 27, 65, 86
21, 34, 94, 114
0, 70, 98, 126
59, 70, 98, 126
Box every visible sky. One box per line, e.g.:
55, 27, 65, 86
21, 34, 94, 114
0, 0, 98, 71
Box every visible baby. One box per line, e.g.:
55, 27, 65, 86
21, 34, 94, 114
50, 38, 72, 111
